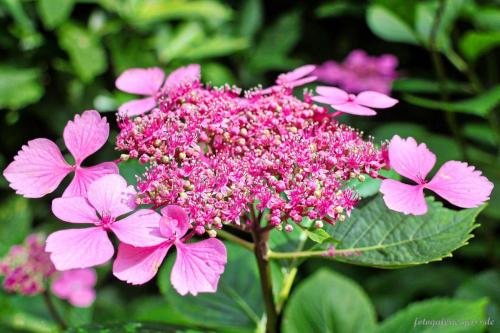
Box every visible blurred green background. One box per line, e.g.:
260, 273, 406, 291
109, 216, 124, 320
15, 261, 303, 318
0, 0, 499, 332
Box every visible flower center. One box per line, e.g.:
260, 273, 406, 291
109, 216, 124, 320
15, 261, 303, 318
98, 212, 115, 230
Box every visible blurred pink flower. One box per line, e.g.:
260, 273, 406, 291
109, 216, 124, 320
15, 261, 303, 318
51, 269, 97, 308
380, 135, 494, 215
113, 205, 227, 296
0, 234, 55, 295
312, 86, 398, 116
46, 174, 162, 270
3, 110, 118, 198
116, 65, 200, 117
314, 50, 398, 94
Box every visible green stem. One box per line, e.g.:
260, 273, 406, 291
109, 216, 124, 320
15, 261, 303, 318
217, 229, 254, 251
42, 290, 67, 331
252, 225, 278, 333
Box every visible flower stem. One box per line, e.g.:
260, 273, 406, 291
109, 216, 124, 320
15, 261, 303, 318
217, 229, 254, 251
42, 290, 67, 330
252, 226, 278, 333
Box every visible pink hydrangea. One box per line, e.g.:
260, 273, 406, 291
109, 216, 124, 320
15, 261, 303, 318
51, 268, 97, 307
380, 135, 494, 215
0, 234, 55, 295
3, 110, 118, 198
46, 174, 161, 270
314, 49, 398, 94
113, 205, 227, 295
116, 66, 387, 232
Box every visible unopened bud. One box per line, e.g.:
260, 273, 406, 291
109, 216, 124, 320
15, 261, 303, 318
178, 152, 187, 160
358, 175, 366, 182
207, 230, 217, 238
120, 154, 130, 161
314, 220, 324, 228
284, 224, 293, 233
338, 214, 346, 222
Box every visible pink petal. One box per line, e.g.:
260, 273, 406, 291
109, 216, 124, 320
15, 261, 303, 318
87, 174, 137, 218
52, 197, 99, 224
288, 76, 317, 88
332, 102, 377, 116
115, 67, 165, 95
355, 91, 398, 109
68, 288, 95, 308
113, 243, 171, 285
3, 138, 72, 198
159, 205, 190, 239
111, 209, 165, 247
63, 110, 110, 164
388, 135, 436, 183
279, 65, 316, 82
46, 227, 114, 270
62, 162, 119, 197
118, 97, 157, 117
71, 268, 97, 286
426, 161, 494, 208
316, 86, 349, 103
171, 239, 227, 296
380, 179, 428, 215
163, 64, 201, 92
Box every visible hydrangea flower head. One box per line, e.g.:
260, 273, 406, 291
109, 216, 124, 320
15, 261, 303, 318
0, 233, 55, 295
51, 268, 97, 307
46, 174, 161, 270
3, 110, 118, 198
380, 135, 494, 215
116, 66, 387, 232
314, 49, 398, 94
113, 205, 227, 296
312, 86, 398, 116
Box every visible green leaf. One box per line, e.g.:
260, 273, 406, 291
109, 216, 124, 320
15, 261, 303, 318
37, 0, 75, 29
249, 11, 302, 72
315, 2, 363, 18
471, 7, 500, 31
415, 0, 465, 51
132, 0, 232, 24
119, 159, 145, 187
460, 31, 500, 62
58, 23, 107, 83
158, 243, 262, 332
348, 169, 401, 199
392, 78, 469, 94
282, 269, 376, 333
404, 86, 500, 118
238, 0, 262, 39
0, 66, 44, 110
201, 63, 236, 86
156, 22, 204, 62
377, 298, 488, 333
464, 123, 497, 147
323, 195, 484, 268
366, 5, 418, 44
64, 322, 187, 333
182, 36, 248, 60
0, 196, 32, 256
303, 228, 336, 244
455, 270, 500, 333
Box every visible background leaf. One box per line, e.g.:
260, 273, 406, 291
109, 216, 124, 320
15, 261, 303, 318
282, 269, 377, 333
366, 5, 418, 44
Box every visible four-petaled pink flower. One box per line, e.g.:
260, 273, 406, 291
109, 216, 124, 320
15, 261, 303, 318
380, 135, 494, 215
312, 86, 398, 116
3, 110, 118, 198
116, 65, 200, 117
46, 174, 162, 270
113, 205, 227, 296
51, 268, 97, 308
